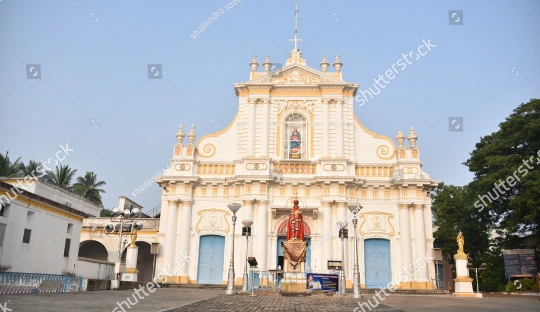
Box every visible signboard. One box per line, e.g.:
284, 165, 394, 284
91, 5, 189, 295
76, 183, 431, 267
306, 273, 339, 291
327, 260, 343, 270
503, 249, 537, 278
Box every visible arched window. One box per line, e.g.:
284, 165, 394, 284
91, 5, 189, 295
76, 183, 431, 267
284, 113, 307, 159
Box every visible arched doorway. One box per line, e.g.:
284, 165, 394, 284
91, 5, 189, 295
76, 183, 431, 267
197, 235, 225, 284
78, 240, 108, 261
276, 219, 312, 270
136, 242, 153, 282
120, 241, 153, 282
364, 238, 391, 288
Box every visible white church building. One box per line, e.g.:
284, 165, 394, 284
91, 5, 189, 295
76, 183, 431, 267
155, 46, 439, 289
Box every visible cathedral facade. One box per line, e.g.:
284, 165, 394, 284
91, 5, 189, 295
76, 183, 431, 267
156, 48, 438, 289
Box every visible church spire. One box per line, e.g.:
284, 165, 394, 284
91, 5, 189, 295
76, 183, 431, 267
289, 1, 302, 51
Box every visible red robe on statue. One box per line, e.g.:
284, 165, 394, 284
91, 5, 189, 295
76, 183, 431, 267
287, 200, 305, 241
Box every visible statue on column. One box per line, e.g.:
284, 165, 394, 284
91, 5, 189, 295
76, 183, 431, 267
281, 199, 308, 272
456, 231, 465, 254
457, 231, 465, 254
453, 231, 475, 296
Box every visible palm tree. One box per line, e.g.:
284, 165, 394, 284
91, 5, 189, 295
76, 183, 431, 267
71, 171, 106, 206
19, 160, 42, 178
44, 164, 77, 189
0, 151, 22, 177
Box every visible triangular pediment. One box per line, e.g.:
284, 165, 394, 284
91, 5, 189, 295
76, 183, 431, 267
247, 65, 345, 85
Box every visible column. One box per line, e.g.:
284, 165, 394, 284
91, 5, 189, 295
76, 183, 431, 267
336, 100, 344, 157
177, 201, 193, 282
256, 201, 268, 270
322, 100, 330, 157
337, 202, 347, 283
243, 200, 254, 256
321, 201, 333, 271
414, 204, 429, 282
424, 201, 436, 283
164, 200, 179, 281
261, 100, 270, 156
398, 204, 413, 283
247, 100, 256, 156
124, 244, 139, 282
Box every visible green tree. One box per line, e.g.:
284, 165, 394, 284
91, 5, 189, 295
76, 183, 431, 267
71, 171, 106, 206
44, 164, 77, 189
0, 151, 22, 177
19, 160, 41, 178
432, 183, 492, 263
464, 98, 540, 236
100, 208, 111, 217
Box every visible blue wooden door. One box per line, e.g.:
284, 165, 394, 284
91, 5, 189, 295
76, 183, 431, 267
277, 236, 286, 269
364, 239, 391, 288
197, 235, 225, 284
305, 238, 311, 270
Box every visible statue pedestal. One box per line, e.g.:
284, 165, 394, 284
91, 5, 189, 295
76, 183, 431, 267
284, 259, 304, 273
453, 253, 475, 297
281, 240, 308, 273
122, 246, 139, 282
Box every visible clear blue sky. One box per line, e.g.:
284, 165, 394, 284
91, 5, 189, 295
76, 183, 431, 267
1, 0, 539, 212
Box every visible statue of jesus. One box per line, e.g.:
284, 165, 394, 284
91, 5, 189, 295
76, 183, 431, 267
287, 199, 305, 241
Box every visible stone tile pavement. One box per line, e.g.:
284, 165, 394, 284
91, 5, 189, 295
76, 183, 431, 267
0, 288, 538, 312
171, 295, 402, 312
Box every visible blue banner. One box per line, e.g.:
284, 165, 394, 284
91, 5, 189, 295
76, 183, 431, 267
306, 273, 339, 291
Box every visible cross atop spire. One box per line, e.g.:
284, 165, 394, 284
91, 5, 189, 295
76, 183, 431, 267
289, 1, 302, 51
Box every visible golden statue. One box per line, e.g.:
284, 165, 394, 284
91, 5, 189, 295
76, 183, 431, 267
130, 228, 138, 247
457, 231, 465, 254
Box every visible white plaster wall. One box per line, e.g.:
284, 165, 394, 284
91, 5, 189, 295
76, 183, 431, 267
0, 200, 82, 275
75, 258, 115, 279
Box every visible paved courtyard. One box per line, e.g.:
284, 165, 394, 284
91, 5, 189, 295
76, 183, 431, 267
0, 289, 538, 312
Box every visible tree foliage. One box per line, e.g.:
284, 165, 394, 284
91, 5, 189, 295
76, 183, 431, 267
464, 98, 540, 235
100, 208, 111, 217
19, 160, 41, 178
432, 183, 491, 263
71, 171, 106, 206
432, 99, 540, 292
0, 151, 22, 177
44, 164, 78, 190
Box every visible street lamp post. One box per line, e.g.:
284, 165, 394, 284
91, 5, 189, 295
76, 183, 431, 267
348, 203, 363, 298
225, 202, 242, 295
338, 222, 348, 295
105, 206, 142, 288
242, 220, 253, 293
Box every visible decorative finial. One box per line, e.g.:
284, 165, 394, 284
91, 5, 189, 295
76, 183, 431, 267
395, 130, 405, 147
320, 55, 330, 73
176, 124, 185, 145
407, 126, 418, 147
250, 55, 259, 72
263, 55, 271, 73
187, 124, 197, 146
333, 55, 343, 73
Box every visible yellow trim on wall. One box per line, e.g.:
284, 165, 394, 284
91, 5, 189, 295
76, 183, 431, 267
0, 189, 83, 222
80, 229, 158, 235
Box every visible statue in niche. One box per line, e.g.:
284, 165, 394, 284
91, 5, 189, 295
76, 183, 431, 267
289, 128, 301, 158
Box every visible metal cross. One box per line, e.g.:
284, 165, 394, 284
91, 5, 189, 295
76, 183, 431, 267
289, 1, 303, 50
